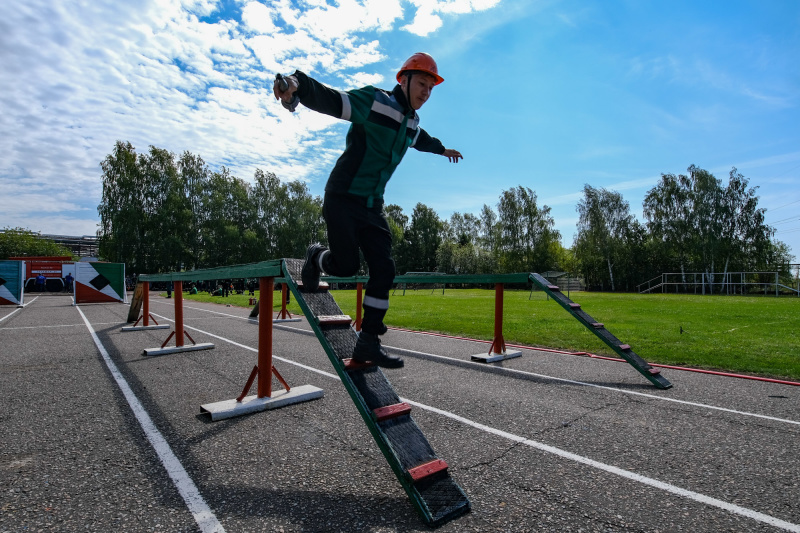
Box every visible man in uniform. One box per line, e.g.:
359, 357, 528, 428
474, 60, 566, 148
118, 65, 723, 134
274, 53, 462, 368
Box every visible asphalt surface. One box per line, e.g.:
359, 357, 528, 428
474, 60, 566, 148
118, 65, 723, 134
1, 293, 798, 533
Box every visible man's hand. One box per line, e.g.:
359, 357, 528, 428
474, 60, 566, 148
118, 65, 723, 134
273, 74, 299, 112
442, 149, 463, 163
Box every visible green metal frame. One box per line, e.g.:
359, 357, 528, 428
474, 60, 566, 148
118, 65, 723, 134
134, 259, 670, 521
527, 273, 672, 389
137, 262, 670, 389
139, 260, 284, 282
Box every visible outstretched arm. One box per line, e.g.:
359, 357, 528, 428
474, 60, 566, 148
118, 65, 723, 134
272, 71, 372, 123
414, 128, 463, 163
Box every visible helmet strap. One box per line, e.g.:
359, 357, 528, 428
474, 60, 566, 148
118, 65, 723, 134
405, 72, 413, 111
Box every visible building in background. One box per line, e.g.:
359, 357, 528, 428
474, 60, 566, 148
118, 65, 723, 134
37, 234, 98, 259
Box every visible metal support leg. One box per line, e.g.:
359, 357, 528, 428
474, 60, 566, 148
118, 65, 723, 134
258, 276, 274, 398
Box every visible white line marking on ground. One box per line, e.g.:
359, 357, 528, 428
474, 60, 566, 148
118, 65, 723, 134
152, 300, 256, 321
2, 322, 120, 330
0, 307, 24, 323
77, 307, 225, 533
403, 399, 800, 533
0, 296, 38, 322
278, 325, 800, 427
151, 313, 800, 532
151, 301, 800, 426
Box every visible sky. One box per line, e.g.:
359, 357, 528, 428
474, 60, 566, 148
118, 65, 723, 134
2, 0, 799, 261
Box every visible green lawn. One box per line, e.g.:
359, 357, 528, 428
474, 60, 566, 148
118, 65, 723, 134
174, 289, 800, 381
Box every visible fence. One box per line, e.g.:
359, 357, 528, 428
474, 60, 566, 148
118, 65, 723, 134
637, 271, 800, 296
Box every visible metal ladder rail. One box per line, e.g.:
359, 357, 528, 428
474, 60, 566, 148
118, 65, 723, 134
529, 273, 672, 390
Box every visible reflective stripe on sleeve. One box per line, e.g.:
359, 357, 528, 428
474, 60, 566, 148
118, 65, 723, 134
340, 91, 351, 121
410, 128, 421, 147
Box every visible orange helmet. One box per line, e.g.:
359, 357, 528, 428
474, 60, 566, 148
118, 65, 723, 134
396, 52, 444, 85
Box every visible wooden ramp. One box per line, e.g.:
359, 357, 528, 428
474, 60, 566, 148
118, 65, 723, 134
281, 259, 470, 527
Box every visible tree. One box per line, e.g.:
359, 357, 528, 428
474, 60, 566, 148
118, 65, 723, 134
574, 185, 636, 291
445, 212, 481, 246
250, 170, 324, 260
98, 141, 148, 271
178, 151, 210, 270
144, 146, 192, 272
99, 141, 326, 273
383, 204, 408, 271
643, 165, 781, 293
199, 168, 255, 267
496, 186, 560, 273
0, 228, 74, 259
643, 172, 693, 283
478, 204, 499, 260
402, 203, 443, 272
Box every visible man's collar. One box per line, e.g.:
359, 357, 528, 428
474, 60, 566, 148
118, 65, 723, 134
393, 84, 413, 114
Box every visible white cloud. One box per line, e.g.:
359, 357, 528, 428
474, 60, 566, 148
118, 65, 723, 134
402, 0, 502, 36
403, 5, 444, 36
241, 1, 278, 34
0, 0, 503, 236
346, 71, 386, 88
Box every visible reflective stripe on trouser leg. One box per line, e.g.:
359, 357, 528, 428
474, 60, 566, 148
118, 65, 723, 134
317, 249, 329, 274
363, 295, 389, 310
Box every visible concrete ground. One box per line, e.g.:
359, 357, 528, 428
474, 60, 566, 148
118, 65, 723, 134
1, 292, 798, 533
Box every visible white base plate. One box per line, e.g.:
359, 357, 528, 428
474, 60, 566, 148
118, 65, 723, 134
273, 317, 302, 323
471, 350, 523, 363
143, 342, 215, 356
200, 384, 324, 421
122, 324, 171, 331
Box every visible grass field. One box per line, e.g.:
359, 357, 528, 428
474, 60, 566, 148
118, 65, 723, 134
174, 288, 800, 381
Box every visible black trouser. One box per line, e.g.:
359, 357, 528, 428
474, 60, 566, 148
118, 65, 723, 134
321, 192, 395, 335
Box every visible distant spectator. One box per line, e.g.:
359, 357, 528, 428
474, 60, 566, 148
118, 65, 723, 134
35, 273, 46, 292
166, 284, 172, 298
190, 284, 198, 295
64, 273, 74, 293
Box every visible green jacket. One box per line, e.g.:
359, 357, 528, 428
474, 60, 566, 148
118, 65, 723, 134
294, 71, 445, 207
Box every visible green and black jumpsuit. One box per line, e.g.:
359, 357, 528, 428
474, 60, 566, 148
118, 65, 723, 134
293, 70, 446, 334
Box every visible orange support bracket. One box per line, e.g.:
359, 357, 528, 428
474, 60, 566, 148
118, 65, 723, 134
251, 276, 292, 398
158, 281, 197, 348
236, 276, 293, 401
355, 282, 363, 331
132, 282, 160, 326
143, 282, 151, 326
471, 283, 521, 362
488, 283, 506, 355
275, 283, 294, 320
236, 364, 292, 402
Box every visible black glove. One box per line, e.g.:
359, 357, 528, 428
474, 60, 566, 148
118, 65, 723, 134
275, 74, 300, 112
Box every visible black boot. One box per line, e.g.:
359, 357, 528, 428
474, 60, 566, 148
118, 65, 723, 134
301, 244, 327, 291
352, 332, 404, 369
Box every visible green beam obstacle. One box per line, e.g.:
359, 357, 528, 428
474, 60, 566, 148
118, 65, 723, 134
139, 263, 671, 389
136, 260, 672, 523
140, 259, 472, 526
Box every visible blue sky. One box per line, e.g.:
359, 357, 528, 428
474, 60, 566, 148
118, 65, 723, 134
2, 0, 799, 261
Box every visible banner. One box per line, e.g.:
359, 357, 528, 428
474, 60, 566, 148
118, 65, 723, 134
74, 262, 127, 304
0, 261, 25, 306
